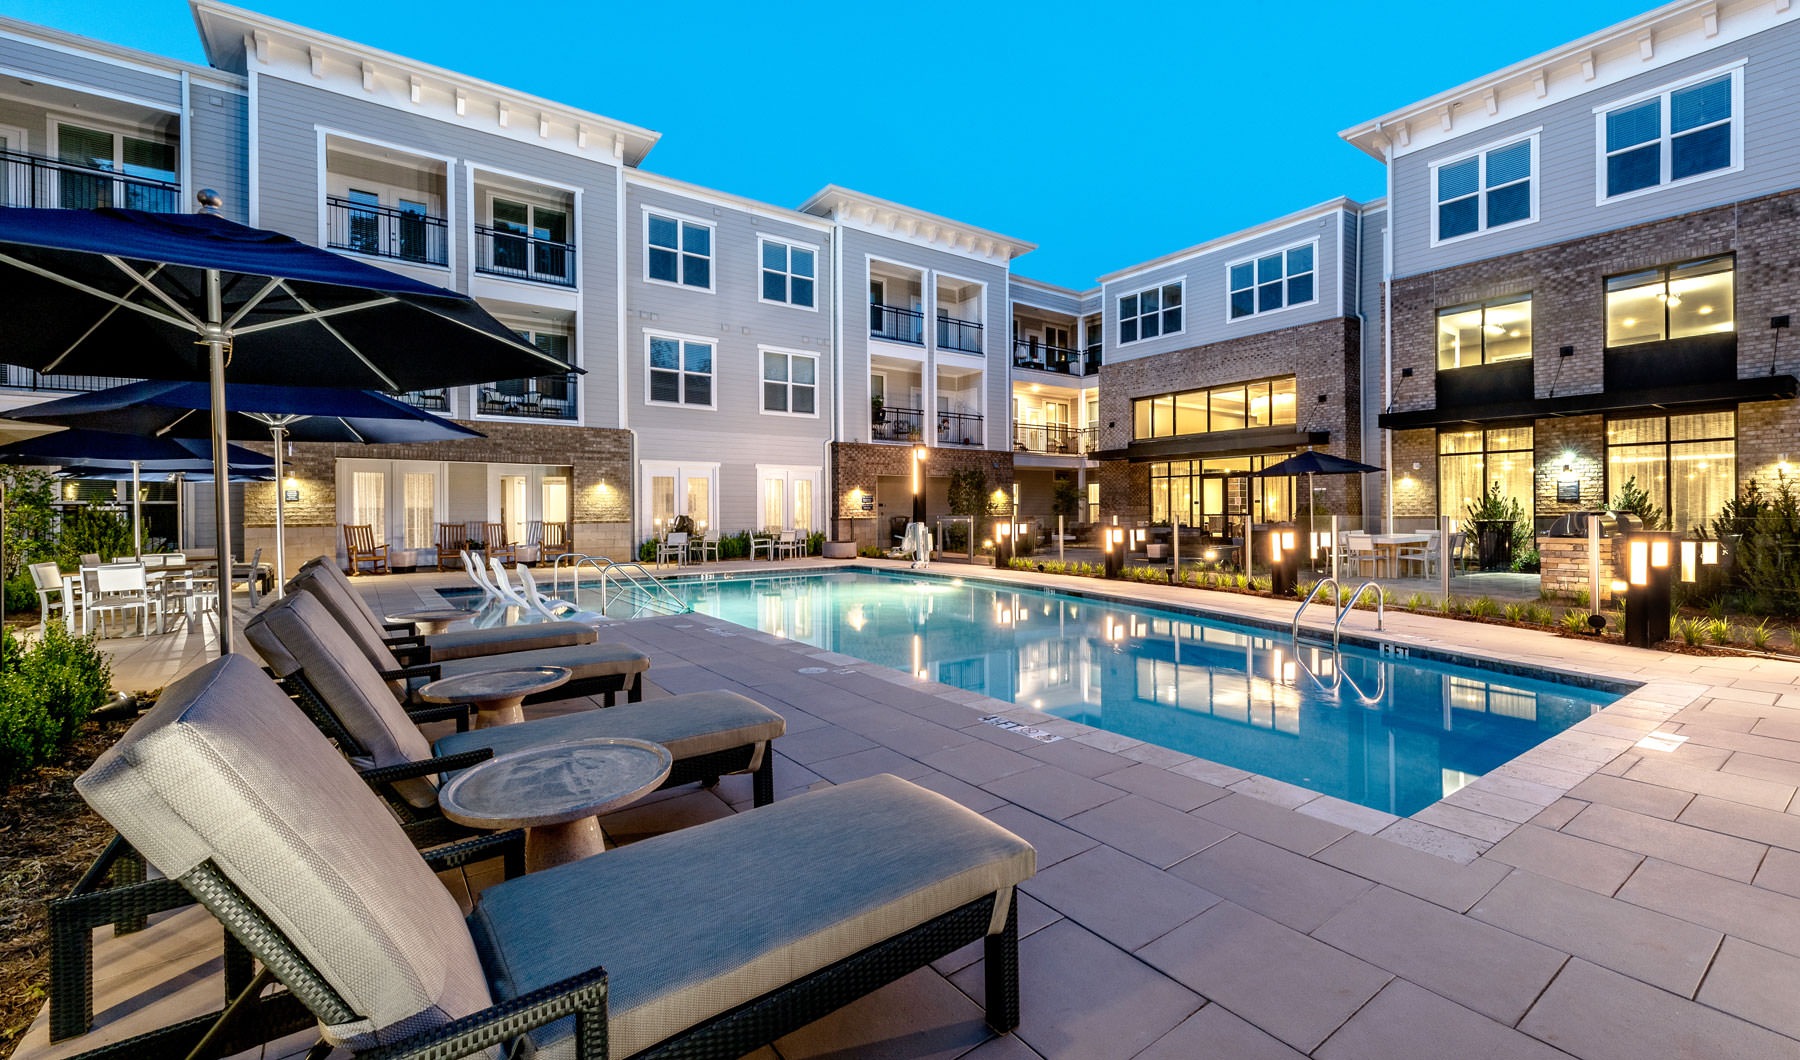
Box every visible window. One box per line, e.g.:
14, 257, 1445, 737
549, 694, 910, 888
402, 472, 436, 549
1132, 377, 1296, 439
1605, 256, 1735, 348
1607, 412, 1734, 535
760, 239, 816, 307
350, 471, 386, 545
1435, 138, 1533, 241
762, 349, 817, 415
480, 326, 576, 419
1437, 296, 1532, 370
646, 212, 712, 289
1119, 282, 1182, 344
1438, 427, 1533, 525
491, 197, 570, 282
1148, 455, 1294, 526
1228, 243, 1315, 320
1602, 71, 1737, 200
648, 335, 713, 407
55, 121, 176, 210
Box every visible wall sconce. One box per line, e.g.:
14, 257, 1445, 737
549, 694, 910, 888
1559, 345, 1575, 358
1317, 394, 1328, 403
1400, 367, 1413, 378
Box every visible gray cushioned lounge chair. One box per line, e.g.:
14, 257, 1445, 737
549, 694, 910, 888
77, 655, 1034, 1060
245, 591, 783, 813
288, 559, 649, 706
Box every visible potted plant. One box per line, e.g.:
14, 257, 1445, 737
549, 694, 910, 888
1464, 482, 1522, 571
871, 394, 886, 424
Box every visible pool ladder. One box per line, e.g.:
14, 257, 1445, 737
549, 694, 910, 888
550, 553, 691, 617
1291, 577, 1384, 646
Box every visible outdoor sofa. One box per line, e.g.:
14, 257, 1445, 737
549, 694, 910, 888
76, 654, 1035, 1059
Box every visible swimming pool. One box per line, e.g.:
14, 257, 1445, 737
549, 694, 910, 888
662, 568, 1625, 817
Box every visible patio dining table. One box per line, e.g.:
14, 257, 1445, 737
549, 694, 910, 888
1365, 533, 1431, 578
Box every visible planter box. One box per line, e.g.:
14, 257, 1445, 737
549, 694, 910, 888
822, 541, 858, 559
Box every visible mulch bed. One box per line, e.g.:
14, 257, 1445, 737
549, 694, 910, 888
0, 718, 131, 1057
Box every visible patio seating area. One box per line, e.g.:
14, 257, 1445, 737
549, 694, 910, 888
16, 560, 1800, 1060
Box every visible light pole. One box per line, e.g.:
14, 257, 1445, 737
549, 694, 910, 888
911, 444, 927, 525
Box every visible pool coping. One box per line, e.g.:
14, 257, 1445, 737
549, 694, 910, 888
645, 559, 1701, 863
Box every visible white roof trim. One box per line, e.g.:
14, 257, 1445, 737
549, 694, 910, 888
799, 184, 1036, 263
1097, 198, 1362, 286
625, 170, 832, 232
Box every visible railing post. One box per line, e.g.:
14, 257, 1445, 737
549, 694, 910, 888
1058, 515, 1065, 563
1440, 515, 1453, 600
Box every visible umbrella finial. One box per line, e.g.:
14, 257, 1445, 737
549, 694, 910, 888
195, 189, 224, 215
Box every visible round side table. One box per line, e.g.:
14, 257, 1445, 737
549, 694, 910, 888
386, 607, 479, 635
437, 737, 674, 871
416, 665, 571, 729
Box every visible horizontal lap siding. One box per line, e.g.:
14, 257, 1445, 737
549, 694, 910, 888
1102, 209, 1349, 365
0, 37, 183, 108
252, 74, 621, 422
1009, 279, 1081, 316
189, 86, 248, 222
1392, 21, 1800, 278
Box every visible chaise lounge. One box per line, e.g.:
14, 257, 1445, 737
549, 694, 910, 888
77, 654, 1035, 1059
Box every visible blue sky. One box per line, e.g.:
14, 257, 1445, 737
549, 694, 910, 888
15, 0, 1655, 288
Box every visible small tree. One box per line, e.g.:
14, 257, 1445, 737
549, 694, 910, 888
1, 465, 58, 579
947, 467, 991, 546
1608, 476, 1665, 530
55, 505, 132, 569
1051, 476, 1081, 524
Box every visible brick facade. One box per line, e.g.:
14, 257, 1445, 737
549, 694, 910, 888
1093, 316, 1364, 525
1385, 188, 1800, 524
830, 442, 1014, 551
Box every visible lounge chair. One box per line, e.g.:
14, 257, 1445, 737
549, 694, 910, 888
517, 565, 605, 624
242, 593, 784, 816
292, 558, 595, 666
489, 556, 533, 608
76, 654, 1032, 1060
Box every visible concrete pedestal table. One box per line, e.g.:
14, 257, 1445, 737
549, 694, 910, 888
416, 665, 571, 730
436, 737, 674, 871
385, 607, 480, 635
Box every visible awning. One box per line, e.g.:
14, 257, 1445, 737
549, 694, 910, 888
1377, 375, 1799, 431
1089, 427, 1329, 463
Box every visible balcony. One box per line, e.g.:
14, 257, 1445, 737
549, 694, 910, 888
1013, 424, 1094, 456
1, 364, 139, 392
475, 224, 576, 288
937, 314, 984, 355
396, 388, 449, 413
871, 304, 924, 345
871, 404, 926, 443
0, 149, 179, 213
937, 410, 984, 447
325, 196, 448, 266
476, 372, 579, 421
1012, 338, 1102, 377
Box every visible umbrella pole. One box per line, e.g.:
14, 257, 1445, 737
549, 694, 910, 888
205, 269, 236, 656
131, 460, 142, 560
175, 473, 184, 551
270, 425, 286, 600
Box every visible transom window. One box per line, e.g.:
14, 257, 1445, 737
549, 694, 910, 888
1437, 296, 1532, 370
761, 350, 817, 416
1119, 282, 1183, 344
1606, 411, 1734, 535
1435, 138, 1533, 241
1228, 243, 1315, 320
1438, 427, 1533, 525
648, 335, 714, 407
1605, 256, 1735, 348
1602, 71, 1737, 200
1132, 377, 1296, 440
647, 213, 712, 289
760, 239, 816, 307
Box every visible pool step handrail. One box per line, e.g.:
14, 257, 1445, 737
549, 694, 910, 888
1291, 577, 1340, 639
550, 553, 690, 618
1292, 577, 1385, 646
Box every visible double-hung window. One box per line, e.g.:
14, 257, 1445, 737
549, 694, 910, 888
648, 335, 714, 407
1605, 257, 1735, 347
1601, 69, 1738, 200
1437, 296, 1532, 370
1434, 137, 1534, 241
1118, 282, 1182, 344
1228, 243, 1315, 320
760, 239, 816, 307
647, 212, 712, 289
761, 349, 817, 416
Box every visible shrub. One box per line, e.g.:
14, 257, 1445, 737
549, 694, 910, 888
55, 505, 132, 569
1, 466, 58, 579
1467, 596, 1499, 618
5, 572, 35, 614
1524, 604, 1555, 625
806, 531, 825, 557
1561, 611, 1591, 635
1503, 602, 1527, 623
1440, 596, 1465, 615
1705, 617, 1732, 645
1610, 476, 1666, 531
859, 546, 884, 558
1745, 618, 1776, 651
0, 625, 112, 790
1673, 617, 1704, 646
720, 531, 752, 560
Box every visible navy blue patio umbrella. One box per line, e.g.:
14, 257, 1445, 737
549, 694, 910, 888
11, 380, 485, 593
0, 204, 571, 653
1254, 449, 1385, 560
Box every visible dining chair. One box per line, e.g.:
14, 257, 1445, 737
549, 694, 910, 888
1397, 531, 1439, 578
657, 531, 690, 568
774, 529, 801, 560
694, 530, 722, 563
749, 529, 776, 561
89, 563, 159, 638
30, 562, 75, 632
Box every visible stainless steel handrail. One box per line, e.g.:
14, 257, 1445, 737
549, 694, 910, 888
1291, 577, 1340, 638
549, 553, 690, 617
1333, 581, 1385, 644
599, 560, 690, 617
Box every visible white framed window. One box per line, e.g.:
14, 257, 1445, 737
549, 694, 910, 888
52, 119, 176, 211
759, 237, 817, 308
755, 465, 821, 533
640, 460, 718, 540
1432, 134, 1536, 244
1228, 242, 1315, 320
1597, 65, 1742, 203
645, 210, 713, 289
646, 333, 715, 408
761, 347, 818, 417
1118, 281, 1183, 344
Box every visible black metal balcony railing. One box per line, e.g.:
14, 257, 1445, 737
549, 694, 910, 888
325, 196, 449, 266
396, 388, 449, 412
871, 405, 925, 442
1, 363, 139, 392
871, 304, 924, 345
476, 372, 579, 421
474, 224, 576, 287
1013, 423, 1095, 455
937, 410, 984, 446
0, 149, 180, 213
936, 314, 984, 354
1012, 338, 1103, 376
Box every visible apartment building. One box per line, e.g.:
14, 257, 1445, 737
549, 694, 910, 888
1346, 0, 1799, 538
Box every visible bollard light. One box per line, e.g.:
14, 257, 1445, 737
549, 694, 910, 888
1680, 540, 1696, 584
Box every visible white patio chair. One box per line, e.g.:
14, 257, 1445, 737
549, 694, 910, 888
89, 562, 160, 638
488, 555, 532, 608
462, 549, 501, 600
1397, 531, 1440, 578
30, 562, 76, 632
694, 530, 721, 563
1341, 532, 1379, 579
657, 531, 690, 568
516, 565, 604, 624
749, 530, 776, 561
774, 529, 801, 560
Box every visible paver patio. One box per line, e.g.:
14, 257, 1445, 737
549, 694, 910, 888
16, 556, 1800, 1059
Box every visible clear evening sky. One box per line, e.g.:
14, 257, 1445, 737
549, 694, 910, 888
14, 0, 1656, 288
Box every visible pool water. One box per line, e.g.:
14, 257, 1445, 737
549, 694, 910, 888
662, 569, 1624, 817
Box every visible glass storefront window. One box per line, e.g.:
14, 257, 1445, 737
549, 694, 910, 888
1132, 377, 1295, 440
1605, 256, 1735, 348
1148, 454, 1297, 527
1438, 296, 1532, 370
1609, 411, 1734, 534
1438, 427, 1533, 523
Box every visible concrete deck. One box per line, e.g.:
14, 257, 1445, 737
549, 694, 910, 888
19, 558, 1800, 1059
